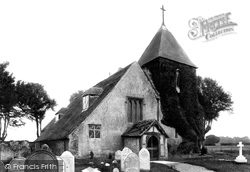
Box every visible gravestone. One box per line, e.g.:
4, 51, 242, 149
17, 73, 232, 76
121, 147, 132, 171
41, 144, 52, 152
56, 156, 65, 172
139, 148, 150, 171
115, 150, 121, 161
113, 167, 119, 172
0, 160, 5, 172
61, 151, 75, 172
8, 157, 26, 172
24, 149, 59, 172
82, 167, 100, 172
235, 142, 247, 163
124, 152, 139, 172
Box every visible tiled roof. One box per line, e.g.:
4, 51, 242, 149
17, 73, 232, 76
36, 63, 132, 142
122, 119, 168, 137
138, 25, 196, 68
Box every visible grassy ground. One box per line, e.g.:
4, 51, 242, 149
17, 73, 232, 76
75, 158, 178, 172
182, 150, 250, 172
76, 150, 250, 172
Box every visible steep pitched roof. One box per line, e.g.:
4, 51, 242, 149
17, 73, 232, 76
122, 119, 168, 137
56, 107, 68, 115
138, 25, 196, 68
36, 63, 132, 142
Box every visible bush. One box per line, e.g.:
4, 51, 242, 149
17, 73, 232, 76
205, 135, 220, 146
177, 141, 196, 154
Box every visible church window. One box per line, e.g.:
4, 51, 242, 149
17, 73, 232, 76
82, 95, 89, 111
176, 69, 181, 93
88, 124, 101, 138
127, 97, 143, 123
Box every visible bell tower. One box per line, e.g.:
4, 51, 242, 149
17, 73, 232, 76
138, 6, 201, 142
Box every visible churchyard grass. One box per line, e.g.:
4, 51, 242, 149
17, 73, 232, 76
182, 149, 250, 172
75, 158, 178, 172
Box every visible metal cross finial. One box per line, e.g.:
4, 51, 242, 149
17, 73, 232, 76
160, 5, 166, 26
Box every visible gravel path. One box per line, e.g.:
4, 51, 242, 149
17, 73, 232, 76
151, 161, 215, 172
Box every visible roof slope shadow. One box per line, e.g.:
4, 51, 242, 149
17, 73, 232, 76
36, 63, 132, 142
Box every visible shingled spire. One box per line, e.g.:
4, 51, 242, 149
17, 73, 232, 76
138, 7, 196, 68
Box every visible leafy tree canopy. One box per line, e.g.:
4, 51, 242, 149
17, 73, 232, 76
69, 90, 84, 102
198, 76, 233, 121
205, 134, 220, 146
16, 81, 56, 138
197, 76, 233, 135
0, 62, 25, 142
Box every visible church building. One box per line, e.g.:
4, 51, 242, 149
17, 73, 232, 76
35, 6, 197, 159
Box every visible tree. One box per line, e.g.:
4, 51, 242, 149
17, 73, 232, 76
205, 135, 220, 146
69, 90, 84, 102
197, 76, 233, 136
0, 62, 25, 142
16, 81, 56, 138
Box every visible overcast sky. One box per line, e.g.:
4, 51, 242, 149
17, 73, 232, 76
1, 0, 249, 141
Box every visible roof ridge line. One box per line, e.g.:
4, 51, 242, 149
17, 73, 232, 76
140, 119, 156, 136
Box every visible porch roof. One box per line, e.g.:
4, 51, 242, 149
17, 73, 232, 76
122, 119, 169, 138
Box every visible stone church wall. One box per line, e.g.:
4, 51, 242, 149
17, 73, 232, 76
70, 62, 163, 158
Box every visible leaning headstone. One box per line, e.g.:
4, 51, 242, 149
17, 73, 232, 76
121, 147, 132, 171
235, 142, 247, 163
115, 150, 121, 161
139, 148, 150, 171
8, 157, 26, 172
24, 149, 58, 172
124, 152, 139, 172
61, 151, 75, 172
0, 160, 5, 172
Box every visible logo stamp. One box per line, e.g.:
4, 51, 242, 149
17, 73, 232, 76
188, 12, 237, 41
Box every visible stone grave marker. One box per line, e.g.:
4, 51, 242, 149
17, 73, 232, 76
139, 148, 150, 171
124, 152, 139, 172
56, 156, 65, 172
113, 167, 119, 172
120, 147, 132, 171
61, 151, 75, 172
41, 144, 52, 152
0, 160, 5, 172
235, 141, 247, 163
24, 149, 59, 172
81, 167, 100, 172
8, 157, 26, 172
115, 150, 121, 161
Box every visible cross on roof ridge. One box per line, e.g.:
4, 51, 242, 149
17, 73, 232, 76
160, 5, 166, 26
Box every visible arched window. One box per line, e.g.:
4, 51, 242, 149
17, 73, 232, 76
176, 69, 181, 93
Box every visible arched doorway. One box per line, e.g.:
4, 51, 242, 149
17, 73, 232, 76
147, 135, 159, 159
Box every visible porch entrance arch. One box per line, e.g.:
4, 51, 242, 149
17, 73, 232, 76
147, 135, 159, 159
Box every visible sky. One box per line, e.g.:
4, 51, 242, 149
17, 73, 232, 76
0, 0, 249, 141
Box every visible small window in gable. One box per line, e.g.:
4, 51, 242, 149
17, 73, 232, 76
89, 124, 101, 138
176, 69, 181, 93
82, 95, 89, 111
